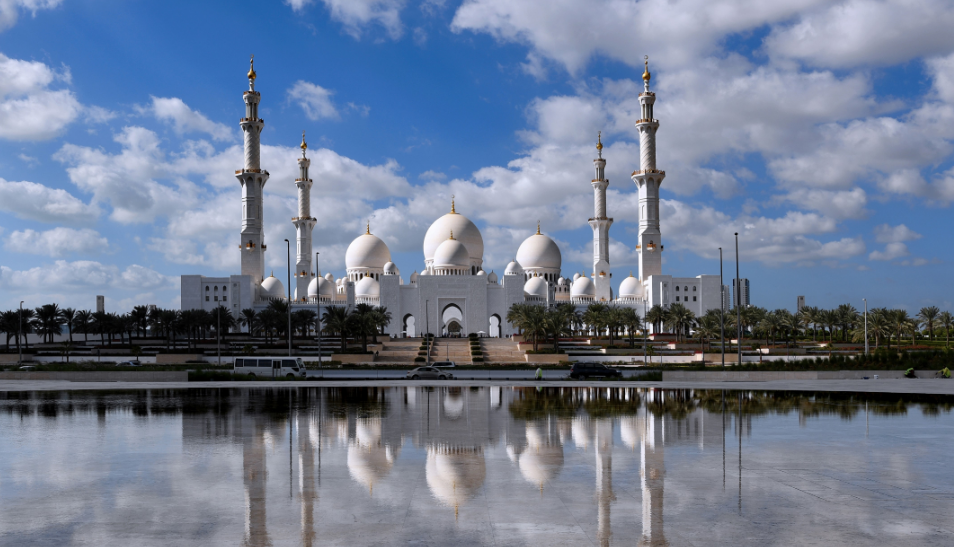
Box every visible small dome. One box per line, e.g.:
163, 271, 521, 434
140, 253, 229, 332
516, 233, 562, 271
324, 273, 334, 282
383, 261, 399, 275
557, 277, 566, 286
572, 272, 581, 281
618, 273, 641, 298
504, 260, 523, 276
433, 236, 471, 268
524, 276, 548, 297
476, 269, 486, 276
410, 271, 419, 283
487, 271, 498, 284
346, 233, 391, 270
307, 276, 335, 297
260, 274, 285, 299
355, 275, 380, 297
571, 276, 595, 298
423, 207, 484, 265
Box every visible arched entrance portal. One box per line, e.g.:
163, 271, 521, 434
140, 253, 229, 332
441, 304, 463, 337
489, 314, 501, 338
403, 314, 416, 338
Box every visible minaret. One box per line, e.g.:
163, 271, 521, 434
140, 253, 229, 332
631, 56, 665, 281
588, 132, 613, 302
237, 55, 269, 286
293, 131, 316, 301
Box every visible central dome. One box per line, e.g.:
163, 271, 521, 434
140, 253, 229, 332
346, 232, 391, 270
516, 232, 561, 271
433, 235, 471, 268
423, 202, 483, 267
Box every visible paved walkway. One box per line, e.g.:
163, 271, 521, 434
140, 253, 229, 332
2, 379, 954, 395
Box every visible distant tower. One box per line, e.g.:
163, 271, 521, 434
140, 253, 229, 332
588, 132, 613, 301
293, 131, 316, 301
238, 55, 269, 287
632, 56, 665, 281
797, 295, 805, 311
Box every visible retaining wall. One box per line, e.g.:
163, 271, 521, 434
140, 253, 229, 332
0, 371, 189, 382
663, 370, 938, 382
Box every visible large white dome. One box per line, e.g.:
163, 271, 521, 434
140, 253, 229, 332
423, 205, 483, 265
504, 260, 523, 276
571, 276, 595, 298
260, 274, 285, 299
355, 275, 380, 298
433, 236, 471, 268
524, 276, 548, 297
346, 232, 391, 270
307, 276, 335, 297
516, 232, 561, 271
618, 273, 641, 298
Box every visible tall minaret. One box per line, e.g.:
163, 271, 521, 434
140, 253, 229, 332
589, 132, 613, 302
631, 56, 665, 281
293, 131, 316, 301
238, 55, 269, 286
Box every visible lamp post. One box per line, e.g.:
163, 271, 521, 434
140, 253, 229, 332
284, 239, 292, 357
735, 233, 741, 365
863, 298, 868, 356
216, 305, 221, 367
720, 247, 725, 368
425, 300, 430, 366
315, 251, 322, 372
643, 299, 647, 365
18, 300, 23, 365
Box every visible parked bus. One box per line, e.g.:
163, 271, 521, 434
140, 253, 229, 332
234, 357, 306, 378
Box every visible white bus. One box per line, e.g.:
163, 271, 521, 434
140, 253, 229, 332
234, 357, 306, 378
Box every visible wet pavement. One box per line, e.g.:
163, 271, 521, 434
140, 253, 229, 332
2, 386, 954, 546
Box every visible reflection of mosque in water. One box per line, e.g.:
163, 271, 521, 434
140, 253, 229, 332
178, 387, 744, 546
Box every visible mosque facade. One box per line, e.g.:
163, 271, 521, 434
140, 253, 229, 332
180, 57, 723, 336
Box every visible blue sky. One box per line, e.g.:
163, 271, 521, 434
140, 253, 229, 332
1, 0, 952, 314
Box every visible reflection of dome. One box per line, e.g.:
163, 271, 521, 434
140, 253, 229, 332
355, 275, 380, 297
518, 422, 564, 486
572, 416, 593, 449
620, 416, 640, 450
524, 276, 547, 297
259, 274, 285, 299
425, 447, 486, 508
424, 206, 483, 266
433, 236, 471, 269
618, 273, 641, 298
383, 261, 399, 275
346, 233, 391, 270
487, 271, 498, 284
444, 392, 464, 418
307, 276, 335, 297
347, 418, 399, 490
571, 276, 595, 298
504, 260, 523, 276
516, 233, 562, 271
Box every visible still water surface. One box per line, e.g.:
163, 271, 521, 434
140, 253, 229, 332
2, 387, 953, 546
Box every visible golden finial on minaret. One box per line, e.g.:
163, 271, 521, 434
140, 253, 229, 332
449, 230, 455, 240
536, 220, 541, 235
450, 194, 456, 214
248, 55, 257, 82
596, 131, 603, 158
642, 55, 650, 82
366, 221, 370, 235
300, 130, 307, 152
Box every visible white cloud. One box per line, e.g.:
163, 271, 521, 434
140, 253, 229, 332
0, 52, 80, 140
287, 81, 340, 121
4, 227, 108, 256
84, 105, 117, 124
318, 0, 405, 40
285, 0, 313, 12
0, 260, 170, 291
148, 96, 232, 141
869, 242, 910, 261
873, 224, 921, 243
0, 178, 99, 224
0, 0, 62, 32
765, 0, 954, 69
780, 187, 869, 220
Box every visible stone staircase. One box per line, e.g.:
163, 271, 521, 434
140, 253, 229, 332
479, 338, 527, 364
428, 338, 474, 364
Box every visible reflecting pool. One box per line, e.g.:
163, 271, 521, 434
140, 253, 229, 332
2, 387, 954, 546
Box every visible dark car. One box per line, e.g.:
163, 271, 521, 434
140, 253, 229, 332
569, 362, 622, 380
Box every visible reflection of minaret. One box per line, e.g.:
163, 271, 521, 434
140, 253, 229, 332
238, 55, 269, 285
632, 56, 665, 281
243, 425, 271, 547
639, 407, 667, 547
293, 132, 316, 301
589, 133, 613, 302
298, 413, 317, 547
595, 419, 615, 547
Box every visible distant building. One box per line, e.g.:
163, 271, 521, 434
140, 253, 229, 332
722, 285, 731, 312
797, 296, 805, 311
732, 278, 750, 308
96, 295, 105, 313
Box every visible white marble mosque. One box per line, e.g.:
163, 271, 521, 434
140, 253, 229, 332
181, 57, 723, 336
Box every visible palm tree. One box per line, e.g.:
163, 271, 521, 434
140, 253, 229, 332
322, 306, 351, 351
938, 311, 954, 348
917, 306, 941, 342
890, 309, 911, 347
605, 306, 627, 345
17, 308, 35, 350
759, 312, 782, 347
821, 309, 839, 347
798, 306, 821, 341
664, 303, 695, 342
836, 304, 860, 342
521, 305, 548, 352
583, 303, 609, 338
620, 307, 642, 348
211, 306, 237, 347
645, 305, 666, 334
34, 303, 64, 343
130, 305, 149, 338
59, 308, 77, 343
695, 313, 719, 352
74, 310, 93, 343
868, 308, 891, 350
0, 310, 18, 350
240, 308, 258, 335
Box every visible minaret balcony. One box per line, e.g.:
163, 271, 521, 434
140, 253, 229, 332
632, 169, 665, 176
235, 168, 266, 174
638, 92, 656, 97
634, 118, 659, 124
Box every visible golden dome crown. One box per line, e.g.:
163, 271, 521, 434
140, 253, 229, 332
642, 55, 650, 82
248, 55, 257, 81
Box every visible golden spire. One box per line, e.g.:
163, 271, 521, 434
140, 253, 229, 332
536, 220, 541, 235
365, 221, 370, 235
596, 131, 603, 154
449, 229, 455, 240
300, 130, 307, 152
450, 194, 456, 214
248, 55, 257, 82
642, 55, 651, 82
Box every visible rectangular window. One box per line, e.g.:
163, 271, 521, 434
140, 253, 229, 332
214, 296, 218, 301
675, 296, 680, 301
222, 296, 227, 301
693, 296, 697, 301
205, 296, 209, 301
235, 359, 243, 367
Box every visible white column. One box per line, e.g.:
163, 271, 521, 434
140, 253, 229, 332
293, 134, 316, 301
588, 135, 613, 302
238, 57, 269, 287
632, 59, 664, 282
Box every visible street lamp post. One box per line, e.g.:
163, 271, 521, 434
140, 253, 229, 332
285, 239, 292, 357
643, 299, 647, 365
315, 251, 322, 372
216, 306, 221, 367
863, 298, 868, 356
720, 247, 725, 368
425, 300, 430, 366
735, 233, 741, 365
18, 301, 23, 365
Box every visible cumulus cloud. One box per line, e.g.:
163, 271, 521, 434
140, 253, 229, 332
287, 81, 340, 121
0, 52, 80, 140
317, 0, 405, 40
0, 178, 99, 224
0, 260, 170, 291
148, 96, 232, 141
869, 242, 910, 261
873, 224, 921, 243
0, 0, 62, 32
4, 227, 108, 256
780, 187, 869, 220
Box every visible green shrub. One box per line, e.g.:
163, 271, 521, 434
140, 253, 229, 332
414, 357, 425, 362
472, 357, 484, 362
418, 351, 427, 356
